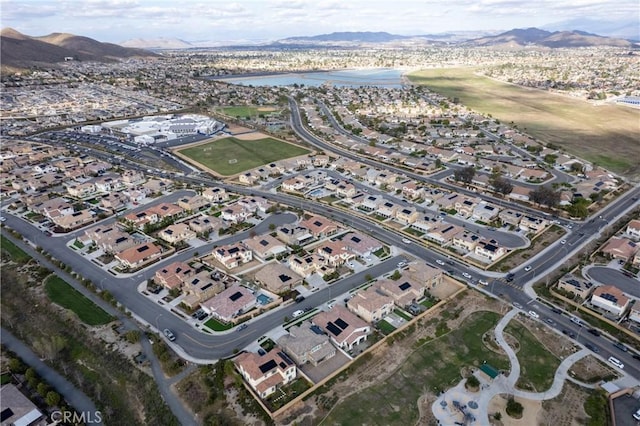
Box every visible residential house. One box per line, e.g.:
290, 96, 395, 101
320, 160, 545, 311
508, 185, 531, 202
454, 197, 479, 219
359, 195, 383, 212
220, 203, 250, 224
213, 242, 253, 269
85, 225, 139, 254
347, 287, 394, 323
154, 261, 195, 290
377, 201, 399, 219
100, 193, 127, 212
475, 239, 507, 262
375, 277, 425, 307
519, 216, 548, 233
52, 209, 94, 230
188, 214, 223, 235
0, 384, 45, 426
425, 223, 464, 245
121, 169, 145, 186
150, 203, 184, 221
405, 262, 443, 290
66, 181, 96, 199
557, 274, 595, 299
234, 349, 297, 399
402, 181, 424, 200
313, 305, 371, 350
176, 195, 210, 212
316, 241, 354, 266
411, 215, 435, 234
157, 223, 196, 244
115, 242, 163, 269
452, 231, 480, 252
277, 321, 336, 366
335, 182, 357, 198
288, 254, 328, 277
472, 202, 501, 222
254, 263, 303, 294
395, 206, 419, 224
182, 270, 225, 304
300, 215, 339, 239
499, 209, 523, 227
276, 225, 313, 246
201, 284, 256, 322
243, 234, 288, 260
601, 237, 639, 262
341, 232, 382, 258
590, 285, 630, 317
201, 187, 229, 203
626, 219, 640, 241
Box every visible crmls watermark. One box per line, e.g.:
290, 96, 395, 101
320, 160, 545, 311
51, 410, 103, 424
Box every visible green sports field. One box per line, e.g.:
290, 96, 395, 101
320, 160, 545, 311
177, 136, 310, 176
217, 105, 278, 118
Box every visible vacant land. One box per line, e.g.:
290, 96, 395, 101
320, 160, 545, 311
504, 319, 561, 392
44, 275, 114, 326
323, 311, 510, 425
176, 135, 310, 176
408, 68, 640, 178
218, 105, 279, 118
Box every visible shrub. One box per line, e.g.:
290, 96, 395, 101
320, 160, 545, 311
506, 397, 524, 418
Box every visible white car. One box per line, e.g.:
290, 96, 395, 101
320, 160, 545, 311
397, 261, 406, 268
560, 240, 567, 245
524, 265, 532, 272
528, 310, 539, 319
462, 272, 472, 279
608, 356, 624, 369
163, 328, 176, 341
0, 216, 5, 222
478, 280, 489, 286
292, 309, 304, 318
436, 259, 446, 266
402, 238, 411, 244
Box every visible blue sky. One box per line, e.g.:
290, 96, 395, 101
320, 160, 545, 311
1, 0, 638, 42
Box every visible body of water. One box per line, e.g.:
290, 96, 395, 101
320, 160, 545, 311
211, 68, 405, 88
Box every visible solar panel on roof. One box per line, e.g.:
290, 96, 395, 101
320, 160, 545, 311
137, 245, 149, 252
229, 291, 243, 301
326, 322, 342, 336
399, 282, 411, 291
260, 240, 269, 246
278, 274, 291, 282
351, 236, 361, 243
335, 318, 349, 329
259, 359, 277, 374
277, 351, 294, 365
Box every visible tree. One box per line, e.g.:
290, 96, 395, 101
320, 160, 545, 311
435, 158, 442, 169
529, 185, 561, 208
491, 176, 514, 196
506, 397, 524, 418
124, 330, 141, 344
45, 391, 61, 407
465, 375, 480, 390
8, 357, 26, 374
453, 166, 476, 184
268, 223, 276, 231
37, 382, 49, 396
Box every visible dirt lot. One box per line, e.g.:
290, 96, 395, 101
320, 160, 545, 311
569, 355, 620, 384
277, 289, 504, 425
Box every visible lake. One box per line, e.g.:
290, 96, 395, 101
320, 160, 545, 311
211, 68, 405, 88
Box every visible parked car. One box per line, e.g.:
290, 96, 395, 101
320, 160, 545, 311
608, 356, 624, 369
512, 302, 523, 309
236, 323, 248, 331
613, 342, 628, 352
292, 310, 304, 318
163, 329, 176, 341
295, 295, 305, 303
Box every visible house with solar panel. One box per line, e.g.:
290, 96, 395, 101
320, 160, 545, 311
277, 321, 336, 366
201, 284, 256, 323
234, 349, 297, 399
590, 285, 630, 317
313, 305, 371, 351
254, 263, 303, 294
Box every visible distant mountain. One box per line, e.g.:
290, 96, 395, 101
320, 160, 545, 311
543, 18, 640, 41
120, 37, 194, 49
0, 28, 158, 72
279, 31, 410, 44
467, 27, 636, 48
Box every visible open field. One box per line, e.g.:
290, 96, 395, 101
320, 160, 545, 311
176, 135, 310, 176
323, 311, 510, 425
504, 319, 561, 392
44, 275, 114, 326
217, 105, 279, 118
408, 68, 640, 178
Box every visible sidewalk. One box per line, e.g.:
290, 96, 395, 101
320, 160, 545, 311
432, 308, 590, 425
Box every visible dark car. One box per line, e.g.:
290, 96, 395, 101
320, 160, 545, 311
587, 328, 600, 337
295, 295, 305, 303
585, 343, 599, 353
613, 342, 628, 352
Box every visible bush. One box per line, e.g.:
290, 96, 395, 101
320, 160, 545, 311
465, 375, 480, 390
506, 397, 524, 418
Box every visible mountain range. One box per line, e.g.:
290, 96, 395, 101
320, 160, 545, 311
0, 28, 158, 73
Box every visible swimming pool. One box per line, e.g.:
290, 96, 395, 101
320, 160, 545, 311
307, 188, 326, 198
257, 294, 273, 305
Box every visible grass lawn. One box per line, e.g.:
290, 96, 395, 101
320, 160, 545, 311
505, 320, 561, 392
377, 320, 397, 335
44, 276, 114, 326
325, 311, 510, 425
1, 236, 31, 263
394, 309, 413, 321
0, 373, 11, 385
408, 68, 640, 178
204, 317, 233, 332
178, 136, 310, 176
